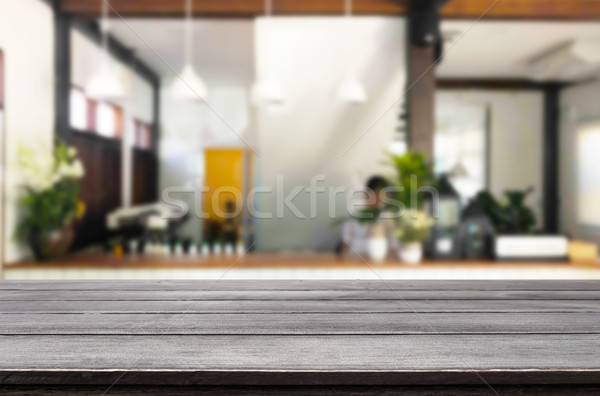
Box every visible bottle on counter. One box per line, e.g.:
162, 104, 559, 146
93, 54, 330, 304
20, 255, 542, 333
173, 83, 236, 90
174, 241, 184, 256
128, 239, 138, 255
236, 238, 245, 256
212, 241, 222, 257
224, 243, 234, 257
113, 244, 124, 257
162, 241, 171, 256
201, 241, 210, 257
188, 241, 198, 256
142, 240, 151, 256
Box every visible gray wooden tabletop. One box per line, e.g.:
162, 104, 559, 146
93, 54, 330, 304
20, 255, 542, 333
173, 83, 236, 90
0, 280, 599, 390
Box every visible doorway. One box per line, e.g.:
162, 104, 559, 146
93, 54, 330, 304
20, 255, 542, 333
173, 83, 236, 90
203, 148, 254, 247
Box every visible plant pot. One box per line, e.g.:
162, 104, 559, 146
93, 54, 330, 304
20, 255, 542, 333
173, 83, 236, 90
367, 222, 388, 263
28, 225, 74, 262
399, 242, 423, 265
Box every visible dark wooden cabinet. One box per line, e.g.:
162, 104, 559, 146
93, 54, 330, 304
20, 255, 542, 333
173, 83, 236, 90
72, 132, 122, 249
132, 148, 158, 205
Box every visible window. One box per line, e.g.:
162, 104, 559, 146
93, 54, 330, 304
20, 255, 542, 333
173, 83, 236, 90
134, 121, 153, 150
435, 103, 488, 201
70, 86, 123, 139
69, 88, 88, 131
577, 121, 600, 227
97, 102, 118, 138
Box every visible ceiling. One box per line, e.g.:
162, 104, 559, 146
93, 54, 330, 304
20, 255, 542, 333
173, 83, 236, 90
109, 19, 255, 84
108, 19, 600, 82
437, 20, 600, 80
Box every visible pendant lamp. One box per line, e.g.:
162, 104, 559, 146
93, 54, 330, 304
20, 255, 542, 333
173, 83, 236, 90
336, 0, 366, 104
85, 0, 126, 100
171, 0, 208, 100
251, 0, 285, 106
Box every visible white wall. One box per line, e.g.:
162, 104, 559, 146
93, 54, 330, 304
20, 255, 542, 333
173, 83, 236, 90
0, 0, 55, 263
254, 17, 406, 251
437, 90, 545, 229
559, 79, 600, 245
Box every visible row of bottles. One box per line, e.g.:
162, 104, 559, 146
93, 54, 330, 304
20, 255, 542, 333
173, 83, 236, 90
119, 238, 246, 258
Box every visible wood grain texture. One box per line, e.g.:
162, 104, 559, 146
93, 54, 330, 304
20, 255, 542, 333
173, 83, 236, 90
1, 299, 598, 314
1, 334, 600, 370
3, 385, 600, 395
0, 280, 599, 388
0, 312, 598, 335
4, 279, 600, 290
1, 289, 598, 301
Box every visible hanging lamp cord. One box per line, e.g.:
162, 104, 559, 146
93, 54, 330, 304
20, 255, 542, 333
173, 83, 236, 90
184, 0, 193, 63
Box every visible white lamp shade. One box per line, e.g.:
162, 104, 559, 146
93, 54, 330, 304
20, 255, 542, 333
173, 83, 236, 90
171, 63, 208, 101
449, 160, 469, 178
250, 79, 285, 106
85, 62, 126, 100
336, 75, 367, 104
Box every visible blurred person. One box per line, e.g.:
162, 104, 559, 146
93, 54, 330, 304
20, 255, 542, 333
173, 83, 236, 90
340, 175, 399, 259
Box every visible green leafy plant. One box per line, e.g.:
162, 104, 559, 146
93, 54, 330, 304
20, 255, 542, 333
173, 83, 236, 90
16, 141, 86, 258
475, 188, 537, 234
388, 151, 437, 210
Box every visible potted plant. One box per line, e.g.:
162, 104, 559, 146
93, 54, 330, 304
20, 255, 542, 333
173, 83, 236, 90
396, 209, 433, 265
388, 151, 437, 211
386, 151, 437, 262
475, 188, 537, 234
16, 141, 85, 261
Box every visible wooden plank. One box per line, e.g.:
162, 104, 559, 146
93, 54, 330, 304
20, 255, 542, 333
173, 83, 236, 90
0, 298, 597, 314
0, 313, 598, 335
5, 280, 599, 291
3, 385, 600, 396
0, 335, 599, 374
60, 0, 600, 19
1, 289, 599, 301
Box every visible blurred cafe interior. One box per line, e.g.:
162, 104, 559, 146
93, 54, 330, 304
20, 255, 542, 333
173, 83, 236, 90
1, 0, 600, 280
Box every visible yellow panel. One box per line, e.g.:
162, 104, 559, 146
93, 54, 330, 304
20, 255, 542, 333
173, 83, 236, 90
204, 149, 245, 223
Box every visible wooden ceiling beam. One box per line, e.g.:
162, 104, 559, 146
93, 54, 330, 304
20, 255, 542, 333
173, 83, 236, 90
441, 0, 600, 21
59, 0, 408, 18
61, 0, 600, 20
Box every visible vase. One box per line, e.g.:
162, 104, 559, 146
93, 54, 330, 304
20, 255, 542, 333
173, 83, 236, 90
28, 225, 74, 262
399, 242, 423, 265
367, 222, 388, 263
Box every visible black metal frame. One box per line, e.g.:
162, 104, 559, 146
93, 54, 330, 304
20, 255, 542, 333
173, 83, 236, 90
542, 84, 561, 234
437, 80, 566, 234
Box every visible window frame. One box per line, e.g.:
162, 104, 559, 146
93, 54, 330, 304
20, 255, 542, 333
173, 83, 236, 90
69, 86, 124, 141
575, 118, 600, 230
434, 102, 491, 202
